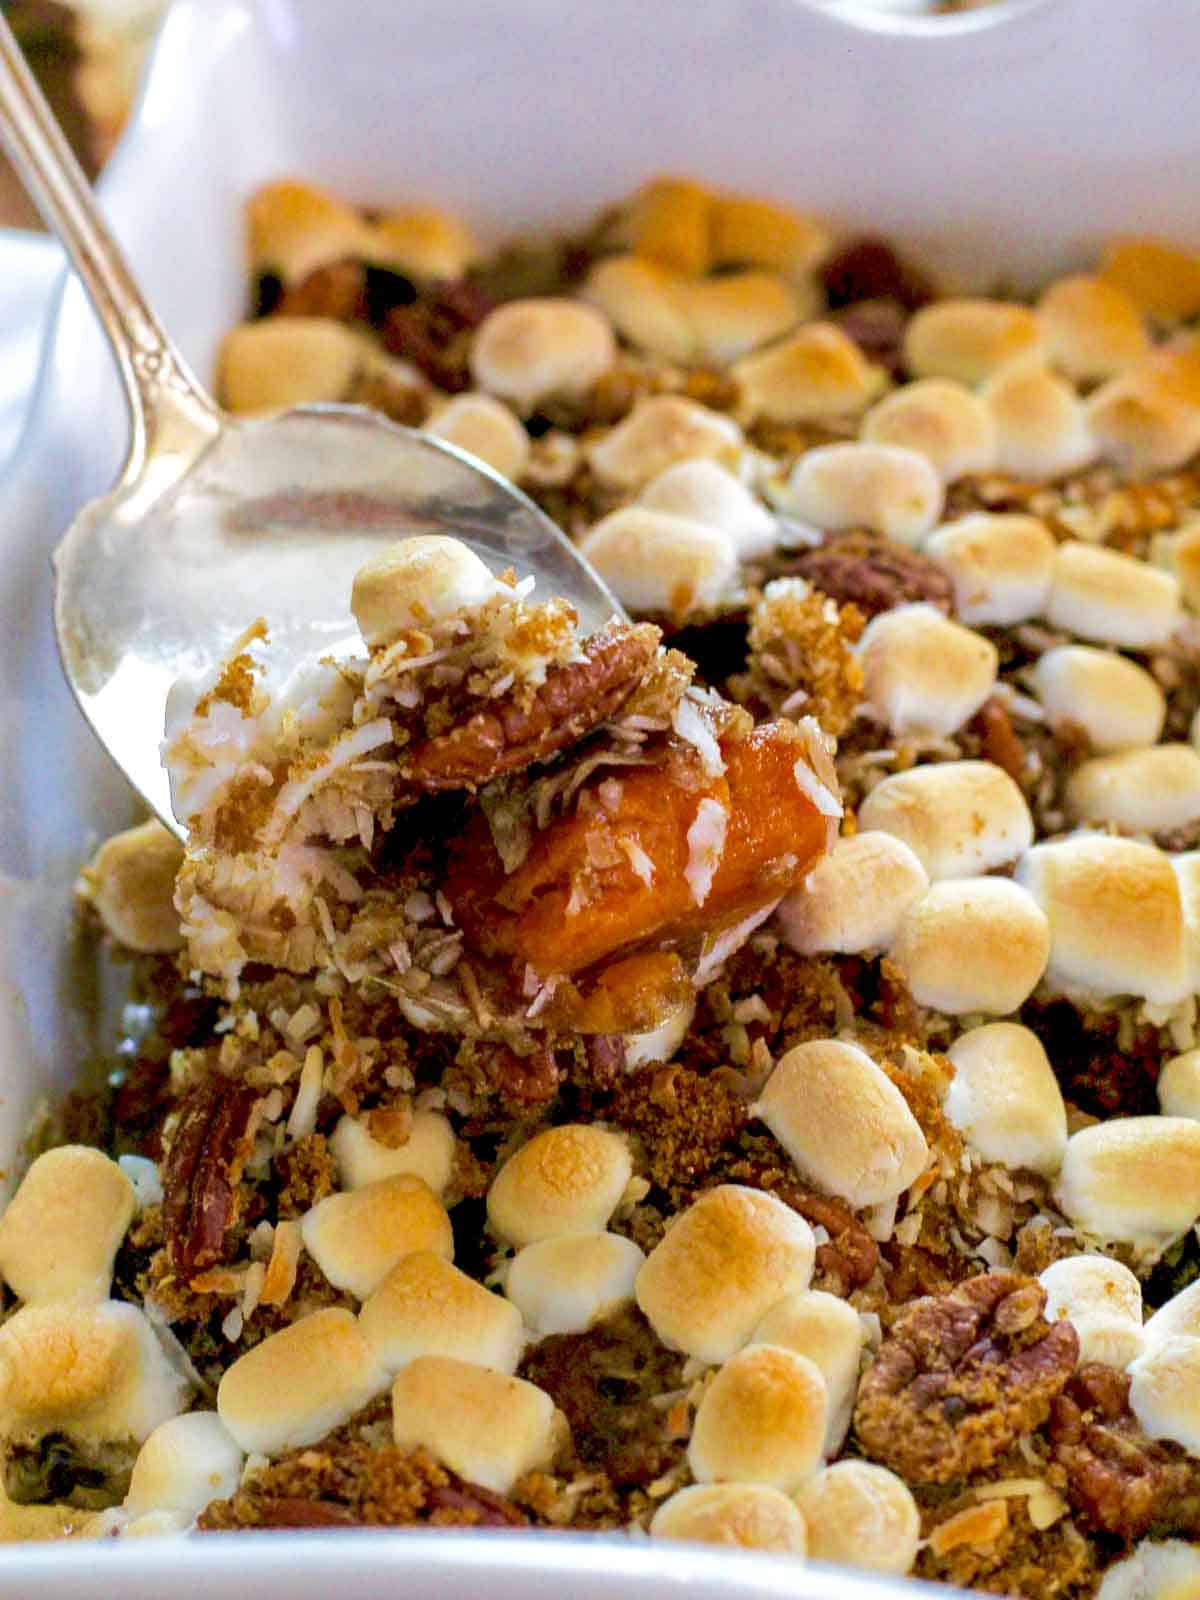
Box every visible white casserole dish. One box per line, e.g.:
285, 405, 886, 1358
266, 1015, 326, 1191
0, 0, 1197, 1587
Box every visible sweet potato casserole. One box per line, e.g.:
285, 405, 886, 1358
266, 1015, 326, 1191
7, 175, 1200, 1598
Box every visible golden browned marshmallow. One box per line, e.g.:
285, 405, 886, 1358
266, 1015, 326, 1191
857, 604, 998, 736
469, 298, 616, 411
1167, 517, 1200, 612
1128, 1337, 1200, 1455
217, 317, 372, 414
783, 443, 943, 545
366, 205, 478, 281
426, 393, 530, 482
246, 178, 372, 285
946, 1023, 1067, 1177
688, 1344, 826, 1490
650, 1483, 809, 1553
1056, 1118, 1200, 1246
1038, 275, 1151, 383
775, 831, 929, 957
861, 379, 996, 483
623, 997, 696, 1070
635, 1185, 815, 1362
582, 255, 696, 364
330, 1109, 456, 1196
1031, 645, 1166, 753
0, 1146, 135, 1304
1015, 834, 1189, 1006
794, 1460, 921, 1576
926, 512, 1055, 626
504, 1232, 644, 1337
625, 176, 712, 275
351, 535, 500, 648
891, 878, 1050, 1015
710, 192, 831, 277
1045, 541, 1181, 650
391, 1355, 562, 1494
754, 1040, 928, 1209
589, 395, 744, 491
750, 1290, 863, 1454
733, 324, 887, 424
84, 819, 184, 954
577, 507, 738, 619
358, 1250, 524, 1375
1095, 1539, 1200, 1600
1144, 1278, 1200, 1346
982, 361, 1096, 480
1101, 236, 1200, 322
1086, 356, 1200, 475
300, 1174, 453, 1301
1175, 852, 1200, 994
857, 761, 1033, 882
1159, 1049, 1200, 1120
123, 1411, 244, 1522
217, 1308, 386, 1455
1038, 1255, 1145, 1370
677, 272, 804, 366
903, 299, 1043, 386
486, 1124, 633, 1248
1066, 745, 1200, 834
637, 459, 778, 561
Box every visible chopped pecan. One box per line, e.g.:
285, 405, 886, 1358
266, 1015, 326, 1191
971, 696, 1027, 783
720, 1147, 879, 1290
831, 299, 910, 379
275, 260, 367, 322
854, 1272, 1078, 1484
382, 277, 494, 391
821, 236, 935, 314
785, 532, 954, 619
426, 1482, 528, 1527
162, 1077, 263, 1280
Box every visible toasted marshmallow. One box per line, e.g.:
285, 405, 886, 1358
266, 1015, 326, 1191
391, 1356, 562, 1494
733, 324, 886, 424
1144, 1279, 1200, 1345
124, 1411, 244, 1522
587, 396, 743, 491
427, 393, 530, 481
469, 298, 616, 411
904, 299, 1043, 387
982, 361, 1096, 480
635, 1185, 815, 1362
1168, 518, 1200, 612
711, 192, 830, 277
776, 831, 929, 956
891, 878, 1050, 1015
1015, 834, 1188, 1005
1175, 852, 1200, 993
359, 1250, 524, 1375
577, 507, 737, 619
1128, 1337, 1200, 1455
750, 1290, 863, 1454
582, 256, 696, 364
650, 1482, 809, 1553
783, 444, 942, 545
505, 1232, 645, 1337
217, 317, 371, 415
857, 604, 998, 736
794, 1461, 920, 1576
1101, 236, 1200, 322
1086, 359, 1200, 475
1057, 1118, 1200, 1246
330, 1109, 456, 1196
861, 380, 996, 483
350, 535, 499, 649
754, 1040, 928, 1209
625, 176, 712, 275
1066, 745, 1200, 834
677, 273, 804, 366
217, 1308, 386, 1455
1096, 1539, 1200, 1600
925, 512, 1055, 626
1159, 1049, 1200, 1124
487, 1124, 632, 1249
301, 1175, 453, 1301
623, 997, 697, 1069
1038, 275, 1151, 383
1038, 1255, 1144, 1370
688, 1344, 826, 1490
637, 459, 778, 561
366, 205, 478, 282
1045, 542, 1181, 650
857, 761, 1033, 881
0, 1146, 135, 1304
247, 178, 371, 285
85, 820, 184, 954
946, 1023, 1067, 1177
1031, 646, 1166, 753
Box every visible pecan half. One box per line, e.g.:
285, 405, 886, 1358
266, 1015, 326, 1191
820, 236, 934, 314
854, 1272, 1078, 1484
162, 1077, 263, 1280
785, 532, 954, 619
971, 696, 1026, 784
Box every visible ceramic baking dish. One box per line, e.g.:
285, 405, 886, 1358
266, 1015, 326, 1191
0, 0, 1197, 1588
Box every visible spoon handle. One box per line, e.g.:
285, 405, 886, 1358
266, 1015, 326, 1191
0, 13, 220, 483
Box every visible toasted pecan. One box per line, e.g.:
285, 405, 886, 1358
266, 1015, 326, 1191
162, 1077, 263, 1280
786, 531, 954, 619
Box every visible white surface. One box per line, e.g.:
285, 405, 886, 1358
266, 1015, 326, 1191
0, 232, 59, 472
1, 0, 1200, 1587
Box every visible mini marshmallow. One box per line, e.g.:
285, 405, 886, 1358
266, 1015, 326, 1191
625, 176, 712, 275
1168, 517, 1200, 612
891, 877, 1050, 1015
578, 507, 737, 620
637, 459, 778, 561
650, 1483, 809, 1553
505, 1231, 645, 1337
903, 299, 1043, 386
732, 324, 886, 424
1160, 1050, 1200, 1119
247, 179, 372, 285
1015, 834, 1188, 1006
861, 379, 996, 483
1038, 1255, 1145, 1370
587, 396, 743, 491
1066, 744, 1200, 834
946, 1023, 1067, 1177
676, 272, 804, 366
582, 256, 696, 364
351, 535, 499, 648
982, 361, 1096, 480
1144, 1278, 1200, 1345
427, 393, 530, 482
1031, 646, 1166, 753
366, 205, 478, 282
469, 298, 616, 411
1175, 852, 1200, 993
794, 1461, 921, 1576
301, 1174, 453, 1301
925, 512, 1056, 626
1128, 1337, 1200, 1456
1086, 355, 1200, 475
750, 1290, 863, 1454
635, 1185, 815, 1362
688, 1344, 826, 1491
217, 1308, 386, 1456
1056, 1118, 1200, 1246
1037, 275, 1151, 383
0, 1146, 135, 1304
85, 819, 184, 954
217, 317, 371, 414
783, 443, 943, 545
1096, 1540, 1200, 1600
487, 1124, 633, 1248
857, 761, 1033, 881
1045, 542, 1181, 650
754, 1039, 928, 1209
123, 1411, 244, 1522
391, 1356, 563, 1494
710, 192, 831, 277
1101, 236, 1200, 322
330, 1109, 456, 1196
359, 1250, 524, 1375
775, 830, 929, 956
857, 604, 998, 736
623, 997, 697, 1069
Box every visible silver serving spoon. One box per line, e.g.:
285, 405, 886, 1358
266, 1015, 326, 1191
0, 16, 621, 832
